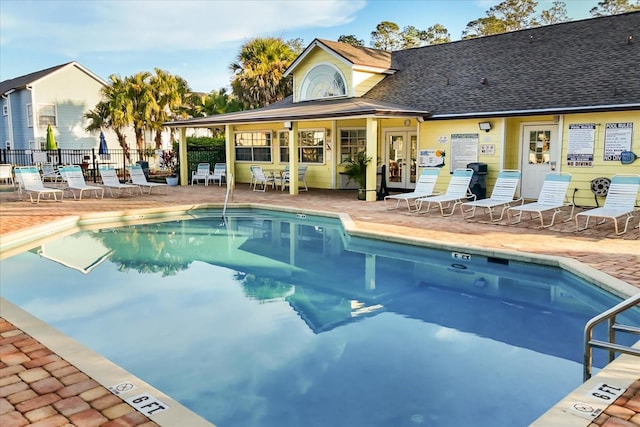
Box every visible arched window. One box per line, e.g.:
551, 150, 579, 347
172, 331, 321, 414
300, 64, 346, 101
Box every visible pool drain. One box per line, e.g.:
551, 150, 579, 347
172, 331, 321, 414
411, 413, 425, 423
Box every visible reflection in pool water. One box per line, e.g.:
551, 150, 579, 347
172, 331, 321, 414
1, 210, 638, 427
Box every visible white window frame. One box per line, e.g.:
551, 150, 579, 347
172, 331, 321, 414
299, 63, 347, 101
339, 128, 367, 163
26, 104, 33, 127
234, 131, 272, 162
279, 129, 325, 164
37, 104, 57, 127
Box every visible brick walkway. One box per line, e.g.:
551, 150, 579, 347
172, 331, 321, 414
0, 183, 638, 426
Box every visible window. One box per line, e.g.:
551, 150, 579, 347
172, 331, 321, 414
234, 131, 272, 162
26, 104, 33, 127
278, 129, 325, 164
300, 64, 347, 101
340, 129, 366, 163
38, 104, 57, 126
2, 105, 7, 116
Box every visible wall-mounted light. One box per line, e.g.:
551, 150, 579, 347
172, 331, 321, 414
326, 128, 331, 138
284, 121, 292, 130
478, 121, 492, 132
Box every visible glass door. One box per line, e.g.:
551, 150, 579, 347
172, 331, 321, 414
385, 131, 417, 189
521, 124, 558, 199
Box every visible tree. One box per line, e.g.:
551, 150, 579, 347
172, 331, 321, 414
124, 71, 155, 152
229, 37, 300, 109
371, 21, 403, 50
463, 0, 538, 38
590, 0, 640, 16
539, 1, 569, 25
148, 69, 189, 149
423, 24, 451, 45
337, 34, 365, 47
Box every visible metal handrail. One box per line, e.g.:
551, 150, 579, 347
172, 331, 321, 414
583, 293, 640, 381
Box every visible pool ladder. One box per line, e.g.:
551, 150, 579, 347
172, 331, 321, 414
222, 173, 233, 217
583, 292, 640, 381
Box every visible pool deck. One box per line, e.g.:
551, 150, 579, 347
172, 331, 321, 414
0, 183, 639, 426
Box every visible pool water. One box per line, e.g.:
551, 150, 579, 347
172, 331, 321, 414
1, 210, 637, 427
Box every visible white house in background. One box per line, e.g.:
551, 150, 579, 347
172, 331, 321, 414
0, 62, 132, 152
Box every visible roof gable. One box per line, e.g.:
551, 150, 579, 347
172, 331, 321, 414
363, 12, 640, 117
0, 62, 107, 95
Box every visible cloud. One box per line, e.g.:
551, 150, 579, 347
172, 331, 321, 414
1, 0, 365, 56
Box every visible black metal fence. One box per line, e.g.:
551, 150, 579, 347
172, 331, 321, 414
0, 147, 226, 183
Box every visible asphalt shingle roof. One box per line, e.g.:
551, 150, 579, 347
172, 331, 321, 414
363, 12, 640, 117
0, 62, 73, 94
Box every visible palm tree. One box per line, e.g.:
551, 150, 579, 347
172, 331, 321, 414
124, 71, 155, 152
148, 69, 187, 149
230, 37, 299, 109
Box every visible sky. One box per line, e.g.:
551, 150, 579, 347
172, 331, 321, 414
0, 0, 594, 93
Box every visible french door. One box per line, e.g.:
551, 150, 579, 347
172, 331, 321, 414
520, 124, 559, 199
384, 131, 417, 189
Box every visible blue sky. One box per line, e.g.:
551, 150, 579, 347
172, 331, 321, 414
1, 0, 593, 93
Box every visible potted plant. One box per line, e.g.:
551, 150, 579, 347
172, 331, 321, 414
160, 150, 179, 186
342, 151, 372, 200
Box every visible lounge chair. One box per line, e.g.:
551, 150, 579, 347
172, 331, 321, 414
416, 168, 475, 216
461, 169, 522, 221
60, 165, 104, 200
191, 163, 212, 186
384, 168, 440, 212
281, 165, 308, 192
575, 174, 640, 235
99, 166, 143, 197
211, 163, 226, 186
0, 164, 14, 186
41, 162, 62, 182
250, 165, 276, 192
128, 164, 168, 194
14, 166, 64, 203
507, 172, 573, 228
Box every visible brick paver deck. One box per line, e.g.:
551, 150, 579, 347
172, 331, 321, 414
1, 183, 638, 426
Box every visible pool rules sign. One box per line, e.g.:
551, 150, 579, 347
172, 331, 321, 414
603, 122, 633, 161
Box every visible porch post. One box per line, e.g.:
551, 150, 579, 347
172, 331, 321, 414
225, 125, 234, 187
366, 118, 378, 202
289, 122, 299, 195
179, 128, 187, 185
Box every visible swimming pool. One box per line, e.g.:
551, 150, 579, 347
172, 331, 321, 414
1, 209, 638, 427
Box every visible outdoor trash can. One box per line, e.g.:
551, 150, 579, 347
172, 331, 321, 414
467, 162, 488, 200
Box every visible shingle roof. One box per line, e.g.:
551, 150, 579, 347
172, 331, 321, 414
315, 39, 393, 70
363, 11, 640, 118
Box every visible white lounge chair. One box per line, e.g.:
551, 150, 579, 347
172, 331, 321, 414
507, 172, 573, 228
575, 174, 640, 235
384, 168, 440, 212
416, 168, 475, 216
0, 164, 14, 186
99, 166, 143, 197
250, 165, 276, 192
191, 163, 211, 186
60, 165, 104, 200
14, 166, 64, 203
281, 165, 308, 192
128, 164, 168, 194
462, 169, 523, 221
41, 162, 62, 182
211, 163, 226, 186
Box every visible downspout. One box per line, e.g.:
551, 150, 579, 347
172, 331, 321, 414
2, 89, 15, 149
179, 128, 187, 185
26, 85, 36, 148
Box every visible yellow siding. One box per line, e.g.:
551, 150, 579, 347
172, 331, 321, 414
560, 110, 640, 207
353, 70, 386, 97
292, 49, 352, 101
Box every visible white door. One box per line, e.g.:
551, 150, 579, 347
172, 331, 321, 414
384, 131, 417, 189
520, 124, 559, 199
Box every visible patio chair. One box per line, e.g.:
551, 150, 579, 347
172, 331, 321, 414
507, 172, 573, 228
59, 165, 105, 200
281, 165, 308, 192
250, 165, 276, 192
0, 164, 14, 186
575, 174, 640, 235
416, 168, 475, 216
128, 164, 168, 194
211, 163, 226, 186
384, 168, 440, 212
14, 166, 64, 203
191, 163, 212, 186
99, 166, 143, 197
41, 162, 62, 182
461, 169, 523, 221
